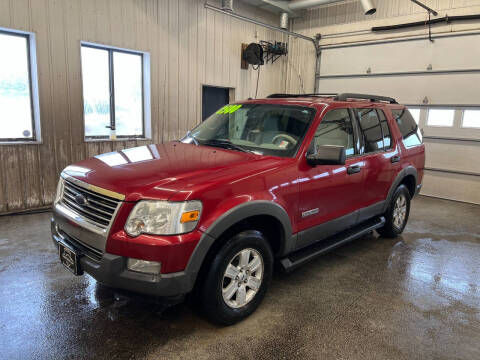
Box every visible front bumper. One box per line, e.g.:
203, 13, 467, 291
51, 218, 194, 298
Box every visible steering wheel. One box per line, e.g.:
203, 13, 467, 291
272, 133, 297, 146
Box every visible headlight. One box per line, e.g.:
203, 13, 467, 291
54, 178, 64, 205
125, 200, 202, 237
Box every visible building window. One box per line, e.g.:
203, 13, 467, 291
0, 28, 40, 143
427, 109, 455, 127
462, 110, 480, 129
81, 43, 150, 140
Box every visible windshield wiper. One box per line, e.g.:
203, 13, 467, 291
201, 139, 252, 153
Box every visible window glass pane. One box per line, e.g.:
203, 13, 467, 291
356, 108, 383, 153
427, 109, 454, 127
408, 108, 421, 124
313, 109, 355, 156
392, 109, 422, 147
191, 104, 315, 158
462, 110, 480, 128
0, 33, 33, 139
81, 46, 111, 137
378, 110, 391, 149
113, 52, 143, 136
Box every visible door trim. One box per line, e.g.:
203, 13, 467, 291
295, 200, 385, 251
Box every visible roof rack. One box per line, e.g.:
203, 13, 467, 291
266, 92, 397, 103
334, 93, 397, 104
266, 93, 338, 98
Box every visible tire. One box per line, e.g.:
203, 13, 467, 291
200, 230, 273, 325
377, 184, 411, 238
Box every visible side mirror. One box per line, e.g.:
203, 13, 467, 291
306, 145, 346, 166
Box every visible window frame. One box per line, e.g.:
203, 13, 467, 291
0, 27, 41, 144
426, 108, 455, 128
461, 108, 480, 129
80, 41, 151, 141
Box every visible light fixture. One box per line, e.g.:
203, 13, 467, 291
360, 0, 376, 15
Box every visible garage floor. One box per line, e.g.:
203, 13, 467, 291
0, 196, 479, 360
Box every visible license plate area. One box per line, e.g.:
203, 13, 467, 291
58, 241, 83, 275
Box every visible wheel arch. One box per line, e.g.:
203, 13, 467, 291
184, 201, 294, 290
383, 166, 418, 213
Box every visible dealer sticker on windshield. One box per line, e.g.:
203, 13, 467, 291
216, 104, 242, 114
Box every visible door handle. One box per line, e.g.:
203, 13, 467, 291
391, 155, 401, 163
347, 165, 361, 175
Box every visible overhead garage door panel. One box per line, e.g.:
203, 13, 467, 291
320, 34, 480, 76
318, 73, 480, 105
425, 141, 480, 174
422, 171, 480, 204
318, 33, 480, 204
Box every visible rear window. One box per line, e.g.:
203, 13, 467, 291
392, 109, 423, 147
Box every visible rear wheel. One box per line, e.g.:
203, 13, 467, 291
377, 184, 411, 238
200, 230, 273, 325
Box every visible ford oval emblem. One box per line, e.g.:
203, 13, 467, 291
74, 194, 88, 206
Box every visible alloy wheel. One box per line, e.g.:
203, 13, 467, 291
221, 248, 264, 309
393, 194, 407, 229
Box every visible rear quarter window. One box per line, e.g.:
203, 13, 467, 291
392, 109, 423, 148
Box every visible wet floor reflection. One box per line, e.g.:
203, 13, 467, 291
1, 196, 479, 359
388, 236, 480, 311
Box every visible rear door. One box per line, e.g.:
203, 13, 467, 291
353, 107, 401, 222
297, 108, 365, 249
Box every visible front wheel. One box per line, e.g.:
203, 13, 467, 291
200, 230, 273, 325
377, 184, 411, 238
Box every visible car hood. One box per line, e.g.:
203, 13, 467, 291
62, 142, 287, 201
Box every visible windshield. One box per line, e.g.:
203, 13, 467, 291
184, 104, 316, 157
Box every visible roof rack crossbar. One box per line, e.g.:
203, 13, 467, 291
334, 93, 397, 104
267, 93, 338, 98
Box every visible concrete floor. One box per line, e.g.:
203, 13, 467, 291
0, 196, 479, 360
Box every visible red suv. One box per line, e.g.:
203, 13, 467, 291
51, 93, 425, 324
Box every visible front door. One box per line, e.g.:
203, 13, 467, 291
297, 108, 365, 250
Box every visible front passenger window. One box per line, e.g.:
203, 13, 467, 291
311, 109, 355, 156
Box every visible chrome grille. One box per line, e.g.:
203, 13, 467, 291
61, 180, 120, 229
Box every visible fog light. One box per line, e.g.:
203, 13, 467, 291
127, 258, 161, 274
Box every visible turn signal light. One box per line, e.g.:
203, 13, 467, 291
180, 210, 200, 223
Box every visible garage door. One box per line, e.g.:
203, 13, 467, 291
317, 32, 480, 205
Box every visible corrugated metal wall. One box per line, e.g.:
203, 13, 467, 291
0, 0, 288, 214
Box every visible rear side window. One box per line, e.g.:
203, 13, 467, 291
392, 109, 423, 147
378, 110, 392, 149
312, 109, 355, 156
355, 108, 384, 153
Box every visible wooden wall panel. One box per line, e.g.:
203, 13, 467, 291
0, 0, 288, 214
